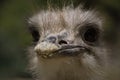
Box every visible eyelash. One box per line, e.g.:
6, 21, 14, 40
28, 26, 40, 42
79, 25, 100, 45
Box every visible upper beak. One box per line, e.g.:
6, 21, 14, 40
34, 41, 89, 58
34, 41, 60, 58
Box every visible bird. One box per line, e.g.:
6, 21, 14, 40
27, 6, 109, 80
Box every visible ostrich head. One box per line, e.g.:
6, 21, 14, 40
27, 7, 108, 80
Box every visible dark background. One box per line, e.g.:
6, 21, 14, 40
0, 0, 120, 80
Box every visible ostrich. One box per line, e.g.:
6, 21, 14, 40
27, 6, 109, 80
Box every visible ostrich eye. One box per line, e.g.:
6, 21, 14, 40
28, 26, 40, 42
81, 25, 100, 45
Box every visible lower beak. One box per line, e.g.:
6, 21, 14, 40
55, 45, 88, 56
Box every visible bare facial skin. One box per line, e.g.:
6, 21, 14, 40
27, 6, 109, 80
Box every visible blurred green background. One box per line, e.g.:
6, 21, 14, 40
0, 0, 120, 80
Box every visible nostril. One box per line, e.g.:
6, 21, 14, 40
59, 40, 68, 45
48, 36, 57, 43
